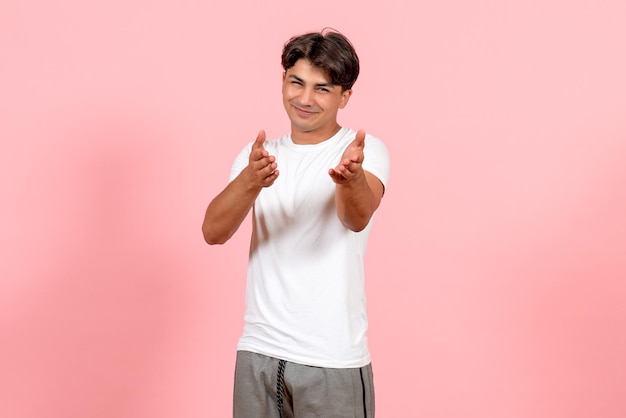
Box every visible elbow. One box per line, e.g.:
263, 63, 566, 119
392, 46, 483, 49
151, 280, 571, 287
340, 215, 372, 233
203, 235, 227, 246
347, 222, 369, 233
204, 236, 226, 245
336, 196, 377, 233
202, 226, 229, 245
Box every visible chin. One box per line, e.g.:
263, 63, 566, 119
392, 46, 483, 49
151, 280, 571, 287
289, 119, 316, 133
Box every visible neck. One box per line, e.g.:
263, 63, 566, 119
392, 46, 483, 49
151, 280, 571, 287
291, 124, 342, 145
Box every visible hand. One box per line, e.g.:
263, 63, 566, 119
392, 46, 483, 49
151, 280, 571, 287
328, 129, 366, 185
245, 130, 279, 188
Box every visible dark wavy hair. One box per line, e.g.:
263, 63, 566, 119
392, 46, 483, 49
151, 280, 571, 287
281, 29, 360, 91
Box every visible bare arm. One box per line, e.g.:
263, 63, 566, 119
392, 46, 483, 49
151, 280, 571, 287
328, 130, 384, 232
202, 131, 279, 245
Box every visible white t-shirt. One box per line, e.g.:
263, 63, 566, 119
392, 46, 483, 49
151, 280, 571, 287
229, 127, 390, 368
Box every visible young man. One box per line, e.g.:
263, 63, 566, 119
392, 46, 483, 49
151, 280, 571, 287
202, 30, 390, 418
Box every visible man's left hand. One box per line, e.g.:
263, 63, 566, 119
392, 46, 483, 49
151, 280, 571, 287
329, 129, 366, 185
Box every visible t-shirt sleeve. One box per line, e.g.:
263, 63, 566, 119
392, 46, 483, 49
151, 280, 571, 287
228, 142, 254, 182
362, 134, 390, 190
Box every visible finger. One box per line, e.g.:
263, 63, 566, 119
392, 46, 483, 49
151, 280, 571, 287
344, 154, 361, 166
342, 158, 364, 176
261, 168, 279, 187
266, 169, 279, 181
335, 165, 351, 178
328, 168, 343, 183
261, 161, 278, 176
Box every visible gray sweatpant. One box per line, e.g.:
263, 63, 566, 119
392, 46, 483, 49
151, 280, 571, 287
233, 350, 375, 418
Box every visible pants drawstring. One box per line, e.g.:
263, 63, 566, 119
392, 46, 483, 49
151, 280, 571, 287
276, 359, 287, 417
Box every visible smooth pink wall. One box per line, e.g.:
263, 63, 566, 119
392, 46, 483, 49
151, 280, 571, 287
1, 1, 625, 417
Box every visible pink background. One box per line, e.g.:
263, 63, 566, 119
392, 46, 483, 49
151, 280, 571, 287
1, 1, 625, 417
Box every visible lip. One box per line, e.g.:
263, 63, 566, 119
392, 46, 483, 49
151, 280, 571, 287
292, 105, 318, 117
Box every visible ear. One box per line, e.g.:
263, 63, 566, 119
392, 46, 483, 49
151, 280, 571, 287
339, 89, 353, 109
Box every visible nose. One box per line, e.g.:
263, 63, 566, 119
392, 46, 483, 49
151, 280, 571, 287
298, 87, 314, 106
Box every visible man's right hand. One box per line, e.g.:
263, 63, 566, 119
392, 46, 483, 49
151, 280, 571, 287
202, 130, 279, 244
244, 130, 279, 188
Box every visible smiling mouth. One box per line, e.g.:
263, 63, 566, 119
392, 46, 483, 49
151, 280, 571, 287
293, 105, 318, 117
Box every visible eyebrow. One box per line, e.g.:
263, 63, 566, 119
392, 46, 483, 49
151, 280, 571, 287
288, 74, 336, 89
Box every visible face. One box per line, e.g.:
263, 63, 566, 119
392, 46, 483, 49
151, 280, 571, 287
282, 59, 352, 144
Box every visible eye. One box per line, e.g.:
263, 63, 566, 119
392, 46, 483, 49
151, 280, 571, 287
317, 87, 330, 93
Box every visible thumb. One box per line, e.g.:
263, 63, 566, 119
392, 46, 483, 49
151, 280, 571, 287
354, 129, 366, 148
252, 130, 266, 150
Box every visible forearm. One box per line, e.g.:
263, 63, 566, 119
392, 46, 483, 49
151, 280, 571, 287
203, 131, 279, 245
335, 173, 379, 232
202, 172, 261, 245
